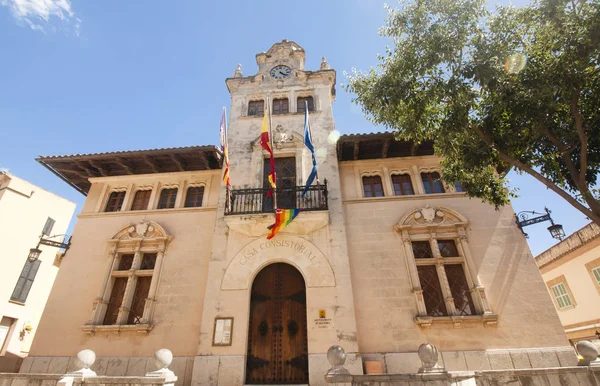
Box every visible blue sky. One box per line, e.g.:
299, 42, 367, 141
0, 0, 590, 255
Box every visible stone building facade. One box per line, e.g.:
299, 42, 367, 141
0, 172, 76, 372
535, 222, 600, 346
26, 41, 573, 386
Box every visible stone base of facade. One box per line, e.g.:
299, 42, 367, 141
18, 347, 577, 386
18, 355, 194, 386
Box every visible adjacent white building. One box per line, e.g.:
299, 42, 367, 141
0, 172, 76, 372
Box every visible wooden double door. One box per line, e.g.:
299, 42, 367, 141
246, 263, 308, 384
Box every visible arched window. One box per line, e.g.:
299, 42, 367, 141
297, 96, 314, 113
130, 190, 152, 211
394, 206, 497, 327
185, 186, 205, 208
158, 188, 178, 209
454, 181, 464, 192
248, 100, 264, 116
273, 98, 289, 115
84, 221, 172, 334
391, 174, 414, 196
105, 191, 125, 212
421, 172, 445, 194
362, 175, 384, 197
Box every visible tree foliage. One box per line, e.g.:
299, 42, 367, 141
346, 0, 600, 224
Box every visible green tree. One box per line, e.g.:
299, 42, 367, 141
346, 0, 600, 224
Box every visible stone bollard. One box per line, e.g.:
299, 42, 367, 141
576, 340, 599, 366
417, 343, 446, 373
326, 345, 350, 375
57, 349, 97, 386
146, 348, 178, 385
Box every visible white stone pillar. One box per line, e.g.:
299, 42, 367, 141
430, 235, 456, 315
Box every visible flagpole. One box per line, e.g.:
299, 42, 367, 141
224, 106, 232, 212
267, 95, 278, 211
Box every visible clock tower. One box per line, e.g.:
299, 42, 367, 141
194, 40, 361, 385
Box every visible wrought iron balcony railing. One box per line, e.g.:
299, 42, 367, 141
225, 180, 328, 215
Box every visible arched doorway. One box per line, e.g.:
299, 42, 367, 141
246, 263, 308, 384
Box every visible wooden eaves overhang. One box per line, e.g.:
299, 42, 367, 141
337, 132, 434, 161
37, 145, 223, 196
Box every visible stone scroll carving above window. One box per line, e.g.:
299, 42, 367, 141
82, 221, 173, 335
394, 206, 498, 328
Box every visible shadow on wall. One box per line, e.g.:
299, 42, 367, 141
485, 212, 529, 317
0, 352, 24, 373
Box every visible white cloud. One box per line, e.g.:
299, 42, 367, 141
1, 0, 80, 35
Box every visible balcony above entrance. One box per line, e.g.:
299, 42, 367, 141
223, 183, 329, 237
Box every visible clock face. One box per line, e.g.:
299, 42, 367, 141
270, 65, 291, 79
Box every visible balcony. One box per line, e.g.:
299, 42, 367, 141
225, 180, 328, 216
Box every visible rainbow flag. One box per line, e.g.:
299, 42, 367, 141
260, 102, 276, 197
267, 209, 300, 239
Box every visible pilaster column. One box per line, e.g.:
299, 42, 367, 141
382, 167, 393, 196
141, 246, 167, 323
412, 165, 424, 194
92, 245, 119, 324
174, 181, 186, 208
148, 182, 160, 210
120, 183, 134, 211
457, 228, 492, 314
400, 230, 428, 316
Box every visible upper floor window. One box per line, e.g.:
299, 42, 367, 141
592, 267, 600, 287
131, 190, 151, 211
297, 97, 314, 113
272, 98, 289, 115
421, 172, 445, 194
392, 174, 414, 196
158, 188, 178, 209
454, 181, 464, 192
362, 176, 384, 197
42, 217, 55, 236
248, 100, 264, 117
105, 191, 126, 212
550, 282, 573, 309
185, 186, 204, 208
11, 259, 41, 304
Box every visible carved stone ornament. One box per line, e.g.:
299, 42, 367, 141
320, 56, 330, 70
273, 125, 294, 149
233, 64, 243, 78
413, 205, 445, 224
128, 222, 155, 238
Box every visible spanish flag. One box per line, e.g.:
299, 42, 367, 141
267, 209, 300, 239
261, 102, 276, 197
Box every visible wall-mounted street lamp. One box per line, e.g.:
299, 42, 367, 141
515, 207, 565, 240
28, 234, 72, 261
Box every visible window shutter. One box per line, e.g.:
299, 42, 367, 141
11, 260, 41, 303
42, 217, 55, 236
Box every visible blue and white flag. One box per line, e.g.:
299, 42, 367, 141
302, 102, 318, 198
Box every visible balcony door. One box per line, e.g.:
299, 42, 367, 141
263, 157, 296, 212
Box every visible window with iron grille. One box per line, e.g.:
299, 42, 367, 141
362, 176, 384, 197
297, 97, 314, 113
10, 259, 41, 304
392, 174, 414, 196
185, 186, 204, 208
272, 98, 289, 115
158, 188, 178, 209
130, 190, 151, 211
248, 100, 264, 116
411, 237, 476, 317
102, 252, 158, 325
551, 283, 573, 309
105, 191, 126, 212
421, 172, 445, 194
